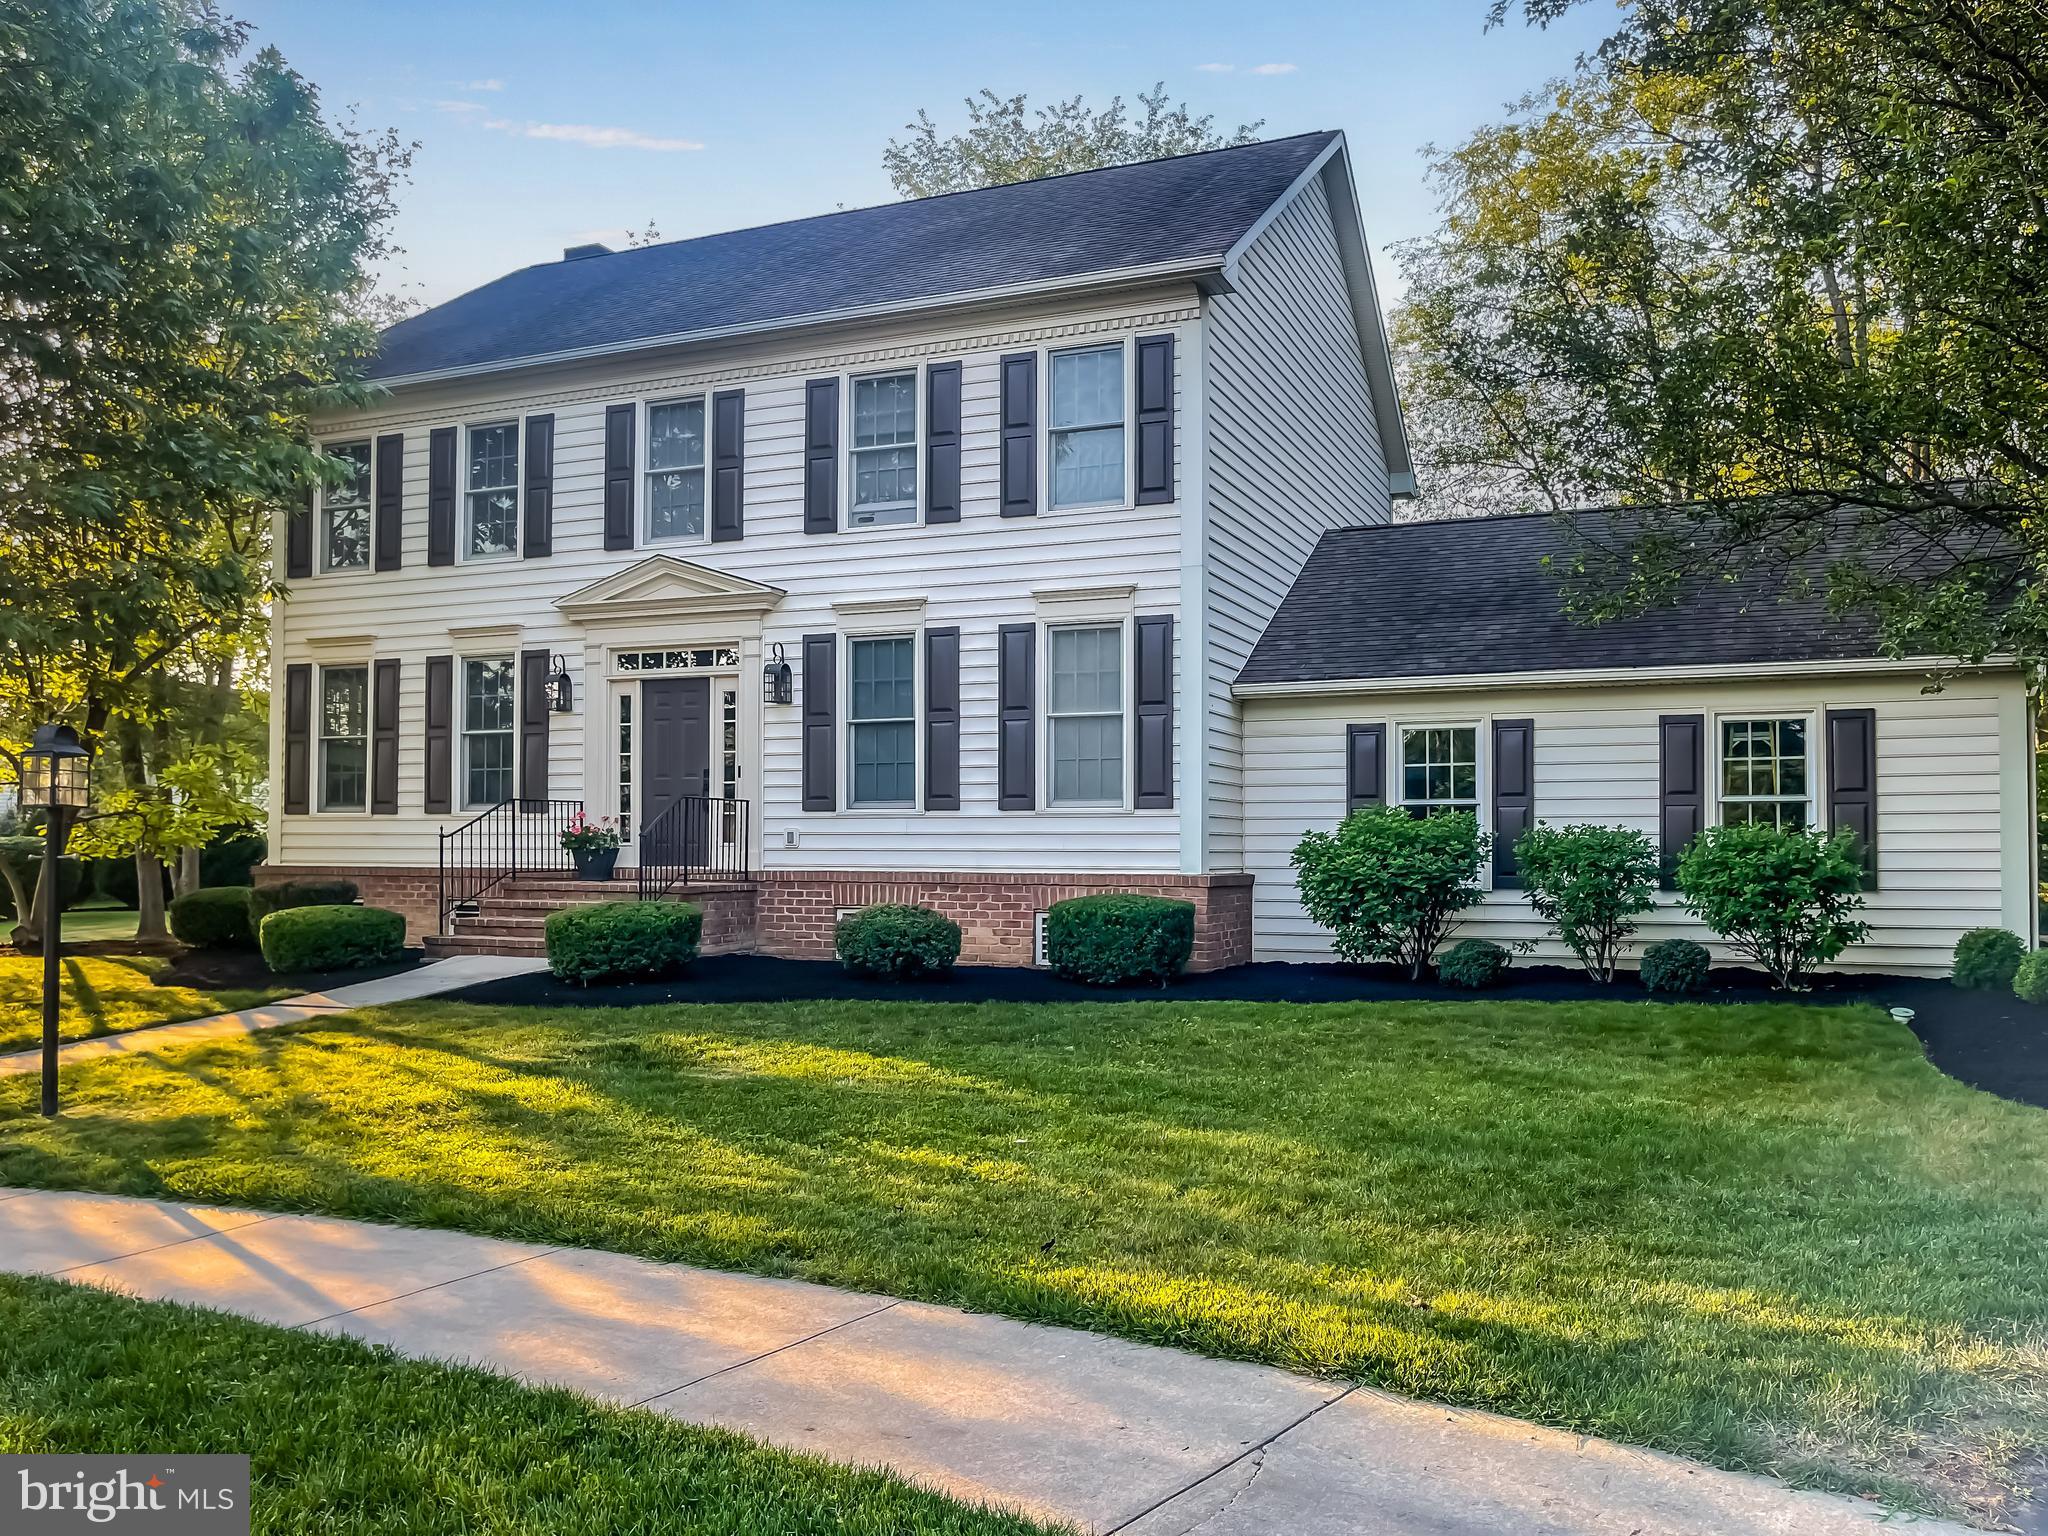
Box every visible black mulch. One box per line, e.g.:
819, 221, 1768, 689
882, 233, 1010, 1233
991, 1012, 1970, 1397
154, 947, 430, 996
443, 954, 2048, 1110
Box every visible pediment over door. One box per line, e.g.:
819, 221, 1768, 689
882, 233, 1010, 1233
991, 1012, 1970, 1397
554, 555, 786, 624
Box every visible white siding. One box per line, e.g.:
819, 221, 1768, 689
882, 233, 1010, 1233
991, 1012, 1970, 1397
1242, 672, 2034, 977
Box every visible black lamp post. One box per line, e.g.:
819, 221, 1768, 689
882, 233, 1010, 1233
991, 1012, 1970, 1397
20, 724, 90, 1117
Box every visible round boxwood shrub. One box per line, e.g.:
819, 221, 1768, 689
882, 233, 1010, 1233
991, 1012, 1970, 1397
168, 887, 255, 950
1043, 894, 1195, 988
258, 904, 404, 974
247, 877, 361, 923
836, 904, 962, 980
1640, 938, 1712, 996
1952, 927, 2026, 991
2014, 951, 2048, 1006
546, 901, 702, 985
1436, 938, 1511, 989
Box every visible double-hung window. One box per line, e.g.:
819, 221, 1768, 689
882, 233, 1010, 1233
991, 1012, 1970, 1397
465, 422, 518, 558
462, 656, 516, 808
1048, 624, 1124, 805
318, 665, 368, 811
646, 398, 706, 542
850, 372, 917, 526
848, 635, 915, 806
1049, 344, 1126, 509
321, 442, 372, 573
1720, 717, 1809, 829
1398, 726, 1478, 817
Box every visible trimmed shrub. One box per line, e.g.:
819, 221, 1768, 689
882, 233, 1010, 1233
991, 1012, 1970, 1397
1291, 806, 1488, 979
247, 877, 360, 923
545, 901, 702, 985
2014, 951, 2048, 1006
1044, 894, 1195, 988
168, 887, 255, 950
1674, 823, 1869, 988
259, 904, 404, 974
1514, 823, 1659, 982
836, 904, 962, 980
1436, 938, 1511, 989
200, 832, 267, 889
1952, 927, 2026, 991
1640, 938, 1712, 995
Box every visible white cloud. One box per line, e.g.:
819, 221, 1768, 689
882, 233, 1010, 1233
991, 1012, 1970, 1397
1195, 62, 1234, 72
460, 78, 505, 91
1249, 62, 1298, 75
433, 99, 486, 115
520, 122, 703, 152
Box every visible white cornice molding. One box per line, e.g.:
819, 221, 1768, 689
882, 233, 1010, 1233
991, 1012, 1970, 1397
1033, 582, 1138, 623
555, 553, 786, 624
303, 632, 376, 651
1232, 655, 2019, 699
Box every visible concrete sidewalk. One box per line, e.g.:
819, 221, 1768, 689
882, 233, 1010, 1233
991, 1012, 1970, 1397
0, 1189, 1967, 1535
0, 954, 546, 1078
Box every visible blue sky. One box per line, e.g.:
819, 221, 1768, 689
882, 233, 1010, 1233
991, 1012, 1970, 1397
232, 0, 1615, 309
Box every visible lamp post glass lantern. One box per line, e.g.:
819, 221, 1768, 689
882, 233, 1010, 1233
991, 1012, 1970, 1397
23, 723, 90, 1116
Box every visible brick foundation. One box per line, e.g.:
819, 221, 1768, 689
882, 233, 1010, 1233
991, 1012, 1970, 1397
255, 865, 442, 944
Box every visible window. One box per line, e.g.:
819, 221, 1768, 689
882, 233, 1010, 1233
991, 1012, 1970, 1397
317, 665, 368, 811
848, 635, 915, 806
1049, 344, 1125, 509
616, 692, 633, 842
1398, 726, 1478, 816
1048, 624, 1124, 805
321, 441, 372, 572
1720, 717, 1809, 829
646, 398, 706, 542
466, 422, 518, 558
850, 372, 917, 526
462, 656, 516, 807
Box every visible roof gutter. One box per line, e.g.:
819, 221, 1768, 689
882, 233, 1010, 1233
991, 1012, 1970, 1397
1232, 654, 2019, 698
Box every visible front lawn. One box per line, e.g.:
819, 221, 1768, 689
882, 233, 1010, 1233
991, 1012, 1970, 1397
0, 954, 289, 1054
0, 996, 2041, 1523
0, 1275, 1057, 1536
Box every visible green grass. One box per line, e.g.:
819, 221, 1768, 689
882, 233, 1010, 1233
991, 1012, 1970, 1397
0, 997, 2043, 1524
0, 1274, 1058, 1535
0, 954, 289, 1054
59, 904, 139, 943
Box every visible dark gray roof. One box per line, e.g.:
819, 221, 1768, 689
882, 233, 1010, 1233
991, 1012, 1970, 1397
370, 132, 1339, 382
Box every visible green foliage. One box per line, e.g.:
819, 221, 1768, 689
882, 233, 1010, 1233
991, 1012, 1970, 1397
545, 902, 703, 985
1043, 894, 1195, 987
1953, 928, 2026, 991
1291, 807, 1489, 979
1675, 824, 1870, 988
246, 878, 359, 923
1640, 938, 1712, 995
1436, 938, 1512, 989
167, 888, 255, 950
258, 905, 403, 974
2014, 951, 2048, 1006
835, 904, 963, 981
199, 832, 266, 888
0, 840, 86, 920
1514, 822, 1659, 982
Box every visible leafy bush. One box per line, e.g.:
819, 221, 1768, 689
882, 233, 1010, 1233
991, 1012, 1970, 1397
259, 905, 404, 974
1640, 938, 1711, 995
1043, 894, 1194, 987
89, 854, 169, 911
0, 839, 87, 919
1436, 938, 1511, 989
836, 904, 962, 980
545, 901, 702, 985
2014, 951, 2048, 1006
1953, 928, 2026, 991
1675, 824, 1869, 988
1515, 823, 1659, 982
247, 877, 360, 923
167, 887, 255, 949
200, 832, 267, 888
1291, 806, 1488, 979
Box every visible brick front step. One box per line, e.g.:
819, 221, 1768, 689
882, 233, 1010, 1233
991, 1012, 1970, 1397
424, 933, 547, 958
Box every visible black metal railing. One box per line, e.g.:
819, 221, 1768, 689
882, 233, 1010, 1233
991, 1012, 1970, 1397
438, 798, 585, 929
637, 795, 751, 900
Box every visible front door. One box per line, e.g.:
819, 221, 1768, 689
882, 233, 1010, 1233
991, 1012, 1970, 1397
641, 677, 711, 869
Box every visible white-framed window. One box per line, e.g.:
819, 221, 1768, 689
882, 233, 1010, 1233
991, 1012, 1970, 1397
646, 397, 706, 543
1033, 910, 1049, 967
1048, 343, 1126, 510
317, 664, 369, 812
1047, 623, 1125, 805
1718, 716, 1811, 829
848, 633, 916, 806
616, 690, 634, 843
461, 655, 516, 808
849, 370, 918, 527
320, 441, 372, 573
1397, 725, 1479, 817
465, 421, 519, 558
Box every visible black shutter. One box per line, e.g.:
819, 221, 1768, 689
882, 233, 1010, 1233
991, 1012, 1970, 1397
803, 378, 838, 536
801, 633, 836, 811
1827, 708, 1879, 889
282, 663, 311, 814
287, 485, 313, 579
371, 658, 400, 815
1134, 334, 1175, 505
997, 622, 1036, 810
1491, 718, 1535, 886
1133, 614, 1174, 809
427, 426, 456, 567
925, 362, 962, 523
603, 403, 635, 551
999, 352, 1037, 517
374, 433, 403, 571
1346, 724, 1385, 810
1658, 714, 1706, 889
522, 413, 554, 558
519, 650, 550, 807
711, 388, 745, 542
925, 626, 960, 810
423, 655, 453, 814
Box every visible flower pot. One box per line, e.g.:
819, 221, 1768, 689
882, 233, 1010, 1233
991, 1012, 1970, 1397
571, 847, 619, 882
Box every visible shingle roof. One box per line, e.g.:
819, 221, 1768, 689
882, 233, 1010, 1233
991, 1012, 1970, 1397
369, 132, 1339, 382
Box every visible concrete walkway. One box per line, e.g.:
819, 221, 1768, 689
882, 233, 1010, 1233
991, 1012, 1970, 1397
0, 1189, 1969, 1535
0, 954, 546, 1078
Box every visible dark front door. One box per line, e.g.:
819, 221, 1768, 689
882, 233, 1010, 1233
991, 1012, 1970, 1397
641, 677, 711, 869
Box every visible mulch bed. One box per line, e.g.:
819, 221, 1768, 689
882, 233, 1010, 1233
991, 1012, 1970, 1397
154, 947, 430, 996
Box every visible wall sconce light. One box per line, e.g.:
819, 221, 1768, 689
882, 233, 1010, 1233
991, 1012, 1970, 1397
548, 653, 574, 713
762, 643, 793, 706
